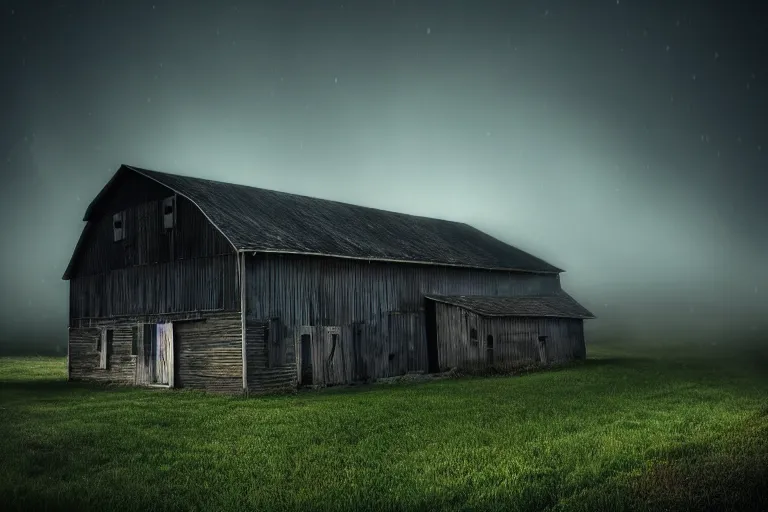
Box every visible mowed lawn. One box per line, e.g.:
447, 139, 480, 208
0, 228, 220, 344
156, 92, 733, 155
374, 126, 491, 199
1, 340, 767, 512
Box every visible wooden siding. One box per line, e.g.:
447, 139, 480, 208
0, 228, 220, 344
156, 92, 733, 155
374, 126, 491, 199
434, 301, 586, 371
68, 170, 239, 322
245, 320, 298, 394
246, 253, 562, 385
174, 312, 243, 393
305, 325, 353, 386
69, 254, 239, 320
69, 326, 136, 383
68, 312, 243, 392
72, 174, 233, 279
388, 312, 427, 375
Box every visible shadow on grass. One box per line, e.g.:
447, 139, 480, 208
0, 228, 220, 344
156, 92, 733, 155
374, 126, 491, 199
0, 379, 142, 398
0, 379, 71, 393
640, 410, 768, 512
560, 413, 768, 512
629, 451, 768, 511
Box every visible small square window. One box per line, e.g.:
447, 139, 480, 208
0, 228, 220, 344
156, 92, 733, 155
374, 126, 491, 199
162, 196, 175, 229
113, 212, 125, 242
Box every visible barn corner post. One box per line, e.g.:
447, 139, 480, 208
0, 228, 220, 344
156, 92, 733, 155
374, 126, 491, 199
239, 249, 248, 395
66, 327, 71, 382
66, 284, 71, 381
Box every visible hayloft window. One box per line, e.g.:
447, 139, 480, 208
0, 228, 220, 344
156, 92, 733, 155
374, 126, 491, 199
112, 211, 125, 242
162, 196, 176, 229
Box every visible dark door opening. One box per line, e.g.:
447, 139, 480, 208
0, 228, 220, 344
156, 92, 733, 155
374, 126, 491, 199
300, 334, 313, 386
486, 334, 494, 365
352, 323, 368, 381
424, 298, 440, 373
538, 335, 549, 364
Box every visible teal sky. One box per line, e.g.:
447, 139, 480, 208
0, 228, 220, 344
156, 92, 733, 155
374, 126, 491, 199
1, 0, 766, 349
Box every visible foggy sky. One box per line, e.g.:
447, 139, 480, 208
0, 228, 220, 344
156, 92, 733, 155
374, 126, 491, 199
1, 0, 766, 351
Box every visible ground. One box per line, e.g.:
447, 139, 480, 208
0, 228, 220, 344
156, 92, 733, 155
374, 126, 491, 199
1, 337, 766, 512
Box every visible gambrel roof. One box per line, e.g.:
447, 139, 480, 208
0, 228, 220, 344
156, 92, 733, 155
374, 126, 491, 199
63, 164, 564, 279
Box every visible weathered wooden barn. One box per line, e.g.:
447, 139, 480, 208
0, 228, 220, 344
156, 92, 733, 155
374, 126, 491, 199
63, 165, 594, 394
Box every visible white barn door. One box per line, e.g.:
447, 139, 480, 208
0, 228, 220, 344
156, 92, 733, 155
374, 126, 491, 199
153, 322, 174, 387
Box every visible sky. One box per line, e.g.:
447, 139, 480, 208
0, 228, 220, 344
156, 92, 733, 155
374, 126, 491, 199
1, 0, 766, 352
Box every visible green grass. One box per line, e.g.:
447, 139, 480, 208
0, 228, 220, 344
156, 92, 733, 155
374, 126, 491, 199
1, 339, 767, 512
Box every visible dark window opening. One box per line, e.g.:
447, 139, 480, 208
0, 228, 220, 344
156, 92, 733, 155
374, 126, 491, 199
486, 334, 494, 365
113, 211, 125, 242
143, 324, 154, 368
162, 196, 175, 229
300, 334, 313, 386
537, 335, 549, 364
470, 327, 478, 344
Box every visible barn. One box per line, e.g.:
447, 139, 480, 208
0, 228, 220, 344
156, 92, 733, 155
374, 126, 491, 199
63, 164, 595, 394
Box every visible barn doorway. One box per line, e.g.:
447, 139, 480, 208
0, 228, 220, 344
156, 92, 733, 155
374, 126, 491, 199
137, 323, 174, 387
486, 334, 494, 365
424, 298, 440, 373
300, 333, 313, 386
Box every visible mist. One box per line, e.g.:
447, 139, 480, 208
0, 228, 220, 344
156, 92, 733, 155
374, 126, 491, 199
1, 0, 766, 353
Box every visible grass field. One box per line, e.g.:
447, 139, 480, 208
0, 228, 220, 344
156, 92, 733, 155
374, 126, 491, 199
1, 339, 767, 512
